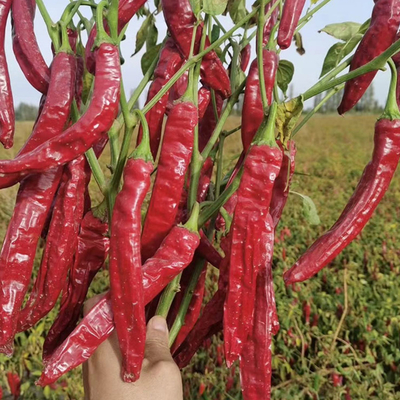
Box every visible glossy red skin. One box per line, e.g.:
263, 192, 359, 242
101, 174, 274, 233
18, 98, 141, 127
161, 0, 231, 98
338, 0, 400, 114
277, 0, 306, 49
0, 52, 76, 187
17, 157, 87, 332
6, 372, 20, 398
75, 56, 84, 110
0, 169, 62, 354
12, 0, 50, 93
263, 0, 279, 46
196, 231, 223, 269
285, 119, 400, 284
0, 0, 14, 149
270, 141, 297, 228
38, 225, 200, 386
224, 144, 282, 366
141, 101, 197, 262
240, 44, 251, 72
173, 236, 231, 368
85, 0, 147, 73
240, 236, 276, 400
198, 87, 211, 119
137, 39, 183, 158
0, 43, 121, 176
241, 51, 279, 154
110, 158, 153, 382
43, 211, 109, 360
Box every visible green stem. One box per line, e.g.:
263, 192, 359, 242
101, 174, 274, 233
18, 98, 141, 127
94, 0, 112, 46
201, 80, 246, 161
215, 135, 225, 199
254, 102, 278, 146
303, 38, 400, 101
257, 0, 269, 111
292, 84, 344, 138
130, 110, 153, 162
35, 0, 60, 49
142, 6, 260, 116
58, 22, 73, 53
62, 1, 96, 26
295, 0, 332, 34
224, 125, 242, 137
107, 0, 119, 42
212, 16, 235, 46
156, 274, 182, 318
380, 59, 400, 120
230, 42, 240, 92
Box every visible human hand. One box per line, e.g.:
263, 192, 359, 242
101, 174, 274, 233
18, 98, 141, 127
83, 296, 183, 400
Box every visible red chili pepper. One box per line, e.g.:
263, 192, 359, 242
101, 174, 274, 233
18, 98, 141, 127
0, 50, 76, 189
240, 44, 251, 72
140, 98, 197, 262
277, 0, 306, 49
110, 149, 153, 382
224, 139, 282, 366
12, 0, 50, 93
198, 87, 211, 119
196, 231, 223, 269
136, 39, 183, 158
241, 51, 279, 154
17, 156, 87, 332
85, 0, 147, 73
0, 0, 14, 149
285, 117, 400, 284
38, 218, 200, 386
270, 141, 297, 227
43, 210, 109, 360
0, 42, 121, 176
303, 301, 311, 325
263, 0, 279, 46
161, 0, 231, 98
338, 0, 400, 114
199, 382, 206, 396
6, 372, 20, 399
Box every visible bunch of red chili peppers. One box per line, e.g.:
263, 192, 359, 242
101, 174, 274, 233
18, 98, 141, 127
0, 0, 399, 398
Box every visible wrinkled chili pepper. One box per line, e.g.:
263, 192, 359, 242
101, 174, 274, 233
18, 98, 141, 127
241, 51, 279, 154
136, 39, 183, 158
17, 156, 87, 332
141, 97, 197, 262
43, 210, 110, 360
38, 216, 200, 386
338, 0, 400, 114
270, 141, 297, 228
6, 372, 20, 399
224, 109, 282, 367
85, 0, 147, 73
240, 44, 251, 72
12, 0, 50, 93
110, 146, 153, 382
0, 0, 14, 149
161, 0, 231, 98
285, 118, 400, 284
277, 0, 306, 49
0, 42, 121, 176
196, 231, 223, 269
0, 170, 62, 354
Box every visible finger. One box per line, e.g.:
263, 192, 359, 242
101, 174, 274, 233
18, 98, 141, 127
83, 293, 107, 316
144, 316, 173, 364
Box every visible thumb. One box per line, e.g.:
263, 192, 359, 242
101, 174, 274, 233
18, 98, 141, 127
144, 316, 174, 364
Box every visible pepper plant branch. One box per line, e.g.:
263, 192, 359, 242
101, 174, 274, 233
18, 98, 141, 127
107, 0, 119, 42
257, 0, 269, 111
35, 0, 60, 49
303, 37, 400, 101
380, 59, 400, 120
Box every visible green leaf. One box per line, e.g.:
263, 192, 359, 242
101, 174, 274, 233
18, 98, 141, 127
146, 17, 158, 50
204, 0, 228, 15
319, 22, 362, 41
277, 60, 295, 96
302, 195, 321, 225
276, 96, 304, 144
190, 0, 202, 16
227, 0, 247, 24
211, 24, 221, 43
141, 43, 162, 75
134, 14, 153, 55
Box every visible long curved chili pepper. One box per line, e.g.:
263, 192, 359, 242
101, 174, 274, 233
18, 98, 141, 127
140, 99, 197, 262
12, 0, 50, 93
241, 51, 279, 154
338, 0, 400, 114
240, 214, 277, 400
0, 51, 76, 189
263, 0, 279, 46
0, 0, 14, 149
224, 142, 282, 367
240, 44, 251, 72
198, 87, 211, 119
43, 210, 109, 360
284, 118, 400, 284
161, 0, 231, 98
110, 153, 153, 382
38, 218, 200, 386
136, 39, 183, 158
0, 169, 62, 354
270, 140, 297, 228
0, 42, 121, 176
277, 0, 306, 50
85, 0, 147, 73
17, 156, 87, 332
196, 231, 223, 269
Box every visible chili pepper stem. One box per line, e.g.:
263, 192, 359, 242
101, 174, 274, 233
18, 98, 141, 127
94, 1, 113, 47
183, 202, 200, 233
107, 0, 119, 42
58, 22, 73, 54
295, 0, 332, 35
379, 59, 400, 120
257, 0, 269, 111
35, 0, 60, 50
254, 102, 278, 147
131, 110, 153, 162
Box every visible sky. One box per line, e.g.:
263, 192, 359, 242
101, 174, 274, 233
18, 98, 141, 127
8, 0, 385, 108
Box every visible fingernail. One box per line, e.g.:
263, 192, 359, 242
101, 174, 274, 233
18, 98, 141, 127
150, 316, 168, 333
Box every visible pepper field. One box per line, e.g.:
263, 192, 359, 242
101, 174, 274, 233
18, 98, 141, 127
0, 114, 399, 399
